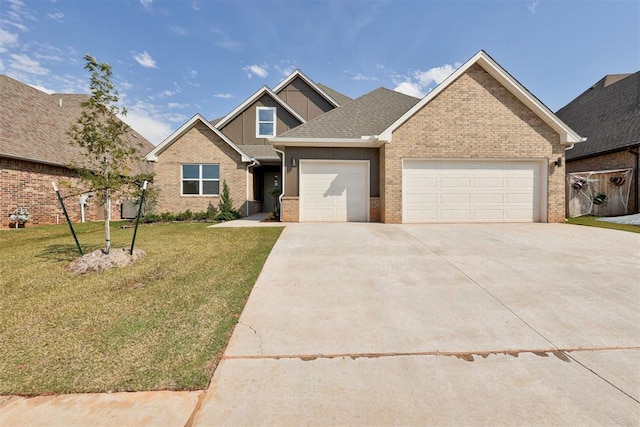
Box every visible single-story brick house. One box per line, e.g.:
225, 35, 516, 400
556, 72, 639, 214
0, 75, 154, 229
147, 50, 583, 223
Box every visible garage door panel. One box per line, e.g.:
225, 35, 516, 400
300, 161, 369, 222
403, 160, 543, 223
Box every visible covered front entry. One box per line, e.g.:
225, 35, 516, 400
402, 159, 545, 223
299, 160, 369, 222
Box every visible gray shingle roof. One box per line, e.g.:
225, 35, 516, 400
316, 83, 352, 106
556, 72, 640, 160
240, 144, 280, 161
277, 87, 420, 139
0, 75, 154, 172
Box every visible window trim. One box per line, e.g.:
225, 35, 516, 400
181, 163, 220, 196
256, 106, 276, 138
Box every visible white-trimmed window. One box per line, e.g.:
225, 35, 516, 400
182, 164, 220, 195
256, 107, 276, 138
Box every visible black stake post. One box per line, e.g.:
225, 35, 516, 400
52, 181, 83, 256
130, 180, 147, 255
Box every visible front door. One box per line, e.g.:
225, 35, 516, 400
263, 172, 281, 213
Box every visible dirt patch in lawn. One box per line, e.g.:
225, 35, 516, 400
69, 248, 146, 274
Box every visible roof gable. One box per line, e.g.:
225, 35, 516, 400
273, 70, 341, 108
214, 86, 305, 131
378, 50, 584, 145
145, 114, 251, 162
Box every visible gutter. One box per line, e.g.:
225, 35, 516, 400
272, 146, 286, 222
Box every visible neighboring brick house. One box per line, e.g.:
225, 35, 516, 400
0, 75, 154, 229
556, 72, 640, 214
150, 51, 583, 223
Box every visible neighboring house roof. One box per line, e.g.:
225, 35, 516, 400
271, 87, 419, 145
0, 75, 153, 170
556, 71, 640, 160
378, 50, 585, 145
213, 86, 306, 131
272, 70, 342, 108
145, 113, 252, 162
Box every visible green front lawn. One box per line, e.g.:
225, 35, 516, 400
0, 221, 282, 395
566, 215, 640, 233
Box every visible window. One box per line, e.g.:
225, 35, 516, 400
182, 164, 220, 195
256, 107, 276, 138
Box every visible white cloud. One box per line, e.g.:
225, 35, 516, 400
393, 62, 461, 98
140, 0, 153, 9
9, 53, 48, 75
47, 11, 64, 22
120, 100, 183, 145
28, 83, 55, 94
133, 51, 157, 68
170, 26, 188, 36
352, 73, 377, 81
0, 28, 19, 52
0, 59, 4, 72
167, 102, 188, 109
243, 64, 268, 79
211, 28, 241, 51
393, 81, 423, 98
214, 93, 233, 99
528, 0, 540, 14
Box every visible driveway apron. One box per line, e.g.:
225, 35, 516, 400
193, 223, 640, 426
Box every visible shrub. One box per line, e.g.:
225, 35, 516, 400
215, 181, 240, 221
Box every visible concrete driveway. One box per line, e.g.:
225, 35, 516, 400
193, 223, 640, 426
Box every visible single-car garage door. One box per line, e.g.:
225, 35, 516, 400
299, 160, 369, 222
403, 160, 545, 223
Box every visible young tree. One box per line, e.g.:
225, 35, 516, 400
68, 54, 143, 254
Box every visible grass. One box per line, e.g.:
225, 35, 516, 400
0, 221, 282, 396
566, 215, 640, 233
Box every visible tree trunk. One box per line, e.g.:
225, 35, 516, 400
104, 188, 111, 254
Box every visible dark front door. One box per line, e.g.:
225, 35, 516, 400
263, 172, 281, 213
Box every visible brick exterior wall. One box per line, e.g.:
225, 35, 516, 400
567, 150, 639, 214
1, 157, 121, 229
281, 196, 299, 222
153, 122, 250, 215
370, 197, 381, 222
383, 63, 566, 223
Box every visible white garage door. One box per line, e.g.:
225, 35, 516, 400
403, 160, 545, 223
299, 160, 369, 222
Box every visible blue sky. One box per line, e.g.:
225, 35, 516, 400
1, 0, 638, 144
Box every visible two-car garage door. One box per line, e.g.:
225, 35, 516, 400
403, 160, 545, 223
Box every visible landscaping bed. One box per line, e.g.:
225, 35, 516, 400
0, 221, 282, 395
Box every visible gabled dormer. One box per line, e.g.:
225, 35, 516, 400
214, 86, 306, 145
273, 70, 342, 121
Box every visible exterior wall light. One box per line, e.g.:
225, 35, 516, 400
554, 157, 563, 167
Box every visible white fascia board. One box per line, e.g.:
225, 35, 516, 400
273, 69, 341, 107
379, 50, 585, 145
214, 86, 306, 130
144, 114, 252, 162
269, 136, 383, 148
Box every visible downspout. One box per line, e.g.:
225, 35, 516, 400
272, 146, 285, 222
246, 159, 258, 217
628, 146, 640, 214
